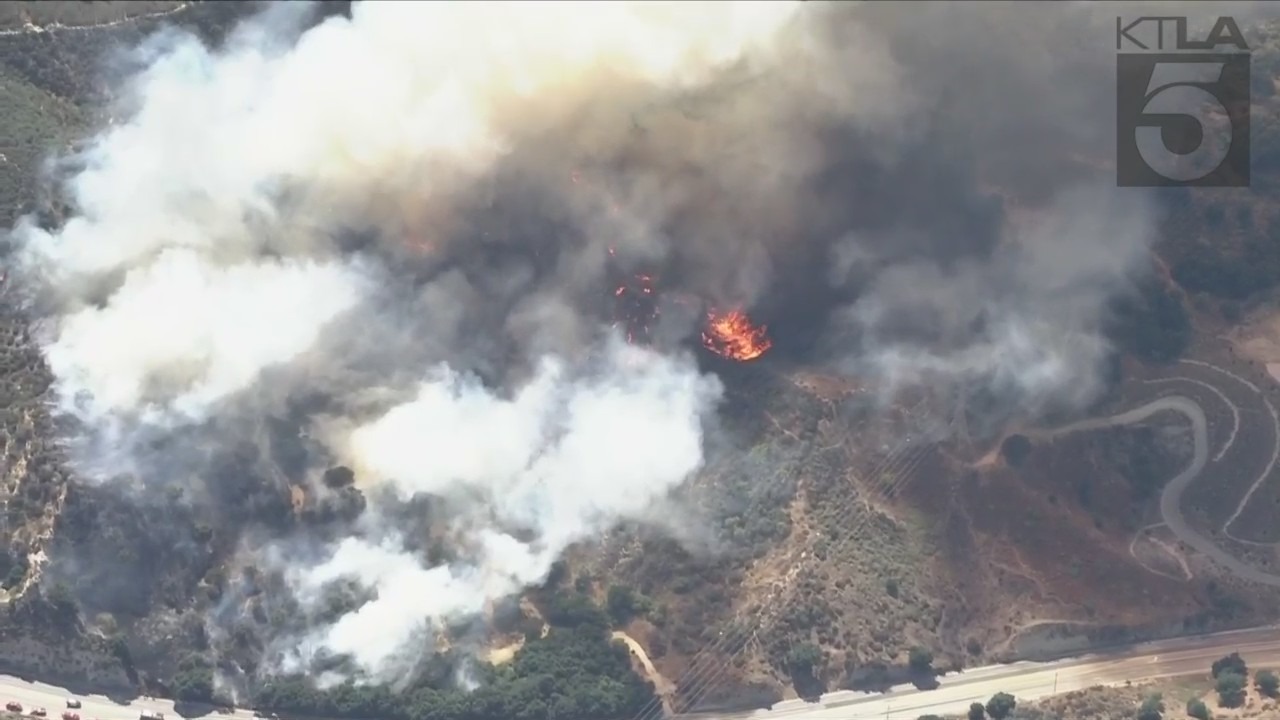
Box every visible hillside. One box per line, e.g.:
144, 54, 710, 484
0, 4, 1279, 720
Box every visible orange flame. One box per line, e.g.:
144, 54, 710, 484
702, 308, 772, 362
612, 273, 660, 346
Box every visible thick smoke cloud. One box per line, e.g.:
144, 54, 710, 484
5, 0, 1262, 689
275, 341, 718, 681
10, 0, 791, 686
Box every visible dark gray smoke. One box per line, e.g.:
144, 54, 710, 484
6, 0, 1267, 688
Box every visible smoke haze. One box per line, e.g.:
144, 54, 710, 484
6, 0, 1257, 688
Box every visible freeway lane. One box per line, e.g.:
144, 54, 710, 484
0, 680, 254, 720
0, 625, 1268, 720
0, 393, 1268, 720
5, 394, 1253, 720
0, 624, 1273, 720
679, 625, 1280, 720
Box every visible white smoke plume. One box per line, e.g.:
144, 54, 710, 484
7, 0, 1250, 691
7, 0, 796, 687
14, 0, 797, 424
279, 339, 720, 682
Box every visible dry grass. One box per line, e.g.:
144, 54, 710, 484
1010, 677, 1212, 720
0, 2, 185, 32
581, 360, 1278, 707
989, 672, 1280, 719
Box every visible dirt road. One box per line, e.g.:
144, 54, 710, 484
613, 630, 676, 713
1041, 394, 1280, 587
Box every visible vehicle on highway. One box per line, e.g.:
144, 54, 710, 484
6, 702, 22, 713
32, 708, 47, 717
61, 712, 79, 720
139, 711, 164, 720
64, 700, 79, 710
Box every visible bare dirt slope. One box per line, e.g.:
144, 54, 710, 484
575, 352, 1279, 711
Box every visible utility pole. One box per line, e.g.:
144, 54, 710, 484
1053, 672, 1059, 694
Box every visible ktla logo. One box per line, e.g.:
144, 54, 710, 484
1116, 16, 1251, 187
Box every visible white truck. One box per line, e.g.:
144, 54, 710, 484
139, 712, 164, 720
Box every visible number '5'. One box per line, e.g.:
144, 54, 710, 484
1135, 62, 1231, 182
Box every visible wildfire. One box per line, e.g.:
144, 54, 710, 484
701, 308, 773, 362
612, 268, 660, 345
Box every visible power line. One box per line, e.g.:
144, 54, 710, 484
630, 391, 952, 720
657, 434, 940, 718
637, 409, 934, 718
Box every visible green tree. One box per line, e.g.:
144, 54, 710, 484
985, 692, 1017, 720
1211, 652, 1248, 679
1185, 697, 1210, 720
1, 550, 28, 590
171, 655, 214, 703
44, 582, 79, 628
1256, 669, 1279, 697
253, 589, 657, 720
885, 578, 900, 598
542, 592, 609, 630
967, 702, 986, 720
1216, 670, 1247, 708
4, 564, 25, 589
786, 643, 824, 675
605, 585, 647, 626
907, 646, 934, 674
1137, 692, 1163, 720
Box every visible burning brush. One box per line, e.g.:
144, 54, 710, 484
701, 307, 772, 362
608, 274, 773, 362
611, 265, 660, 345
590, 170, 772, 360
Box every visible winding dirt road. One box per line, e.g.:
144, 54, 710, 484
1043, 394, 1280, 587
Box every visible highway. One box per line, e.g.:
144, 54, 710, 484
0, 625, 1273, 720
673, 385, 1280, 720
0, 392, 1259, 720
678, 625, 1280, 720
0, 382, 1269, 720
0, 681, 253, 720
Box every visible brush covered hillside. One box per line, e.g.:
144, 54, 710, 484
0, 4, 1279, 720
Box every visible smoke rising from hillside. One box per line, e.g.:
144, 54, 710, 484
3, 0, 1231, 687
276, 341, 719, 681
